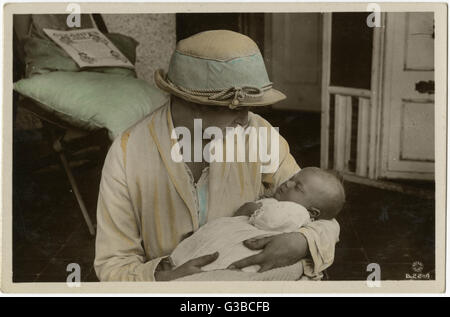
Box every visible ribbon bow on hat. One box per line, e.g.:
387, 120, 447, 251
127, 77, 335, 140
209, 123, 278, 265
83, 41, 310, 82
167, 79, 273, 109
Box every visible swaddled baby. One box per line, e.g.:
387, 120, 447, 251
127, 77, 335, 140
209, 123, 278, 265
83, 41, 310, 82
170, 167, 345, 274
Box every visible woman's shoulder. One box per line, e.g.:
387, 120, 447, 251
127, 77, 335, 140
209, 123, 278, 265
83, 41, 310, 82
248, 111, 274, 129
109, 103, 169, 163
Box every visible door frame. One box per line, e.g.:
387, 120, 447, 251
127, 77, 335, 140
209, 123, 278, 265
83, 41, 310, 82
320, 12, 386, 179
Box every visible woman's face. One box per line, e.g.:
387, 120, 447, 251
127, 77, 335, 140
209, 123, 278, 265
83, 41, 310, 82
194, 104, 250, 131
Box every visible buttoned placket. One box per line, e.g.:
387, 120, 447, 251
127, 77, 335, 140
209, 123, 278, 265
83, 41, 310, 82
184, 164, 210, 228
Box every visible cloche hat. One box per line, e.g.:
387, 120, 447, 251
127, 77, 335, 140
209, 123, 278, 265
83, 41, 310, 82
154, 30, 286, 109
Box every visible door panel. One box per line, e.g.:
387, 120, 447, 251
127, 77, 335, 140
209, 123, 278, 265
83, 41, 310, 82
405, 12, 434, 70
381, 12, 434, 179
400, 101, 434, 162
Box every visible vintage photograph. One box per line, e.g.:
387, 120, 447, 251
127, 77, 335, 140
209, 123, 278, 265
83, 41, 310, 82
2, 2, 446, 292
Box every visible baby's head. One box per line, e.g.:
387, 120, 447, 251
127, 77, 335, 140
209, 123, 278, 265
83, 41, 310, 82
273, 167, 345, 220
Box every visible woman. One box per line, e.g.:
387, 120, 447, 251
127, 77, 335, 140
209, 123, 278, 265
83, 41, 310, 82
94, 30, 339, 281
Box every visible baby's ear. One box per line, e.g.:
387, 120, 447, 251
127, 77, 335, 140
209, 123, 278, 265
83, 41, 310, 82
308, 207, 321, 219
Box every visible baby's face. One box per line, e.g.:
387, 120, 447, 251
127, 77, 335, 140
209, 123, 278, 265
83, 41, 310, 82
273, 168, 332, 212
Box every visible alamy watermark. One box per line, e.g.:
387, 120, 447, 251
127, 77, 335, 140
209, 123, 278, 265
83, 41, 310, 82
366, 3, 381, 28
170, 119, 280, 173
366, 263, 381, 287
66, 263, 81, 287
66, 3, 81, 28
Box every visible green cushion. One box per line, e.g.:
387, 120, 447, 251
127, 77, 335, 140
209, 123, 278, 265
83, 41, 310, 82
14, 71, 169, 139
24, 33, 139, 77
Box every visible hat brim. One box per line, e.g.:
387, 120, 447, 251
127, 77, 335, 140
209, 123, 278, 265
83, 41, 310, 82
154, 69, 286, 107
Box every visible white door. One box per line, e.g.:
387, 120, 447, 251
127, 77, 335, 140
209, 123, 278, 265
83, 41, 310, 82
379, 12, 435, 180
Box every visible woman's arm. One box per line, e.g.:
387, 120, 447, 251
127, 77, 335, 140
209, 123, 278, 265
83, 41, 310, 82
95, 136, 220, 281
232, 114, 340, 275
154, 252, 219, 281
298, 219, 340, 277
95, 137, 165, 281
228, 220, 340, 277
228, 232, 309, 272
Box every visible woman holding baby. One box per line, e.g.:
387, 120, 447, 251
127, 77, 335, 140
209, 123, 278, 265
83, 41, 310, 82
94, 30, 340, 281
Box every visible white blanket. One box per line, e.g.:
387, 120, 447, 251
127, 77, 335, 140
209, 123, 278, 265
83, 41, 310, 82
170, 199, 311, 280
175, 262, 304, 281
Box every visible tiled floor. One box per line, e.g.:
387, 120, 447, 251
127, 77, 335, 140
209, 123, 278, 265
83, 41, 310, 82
13, 129, 101, 282
12, 111, 435, 282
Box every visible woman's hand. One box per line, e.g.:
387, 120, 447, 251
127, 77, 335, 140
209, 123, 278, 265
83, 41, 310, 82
154, 252, 219, 281
227, 233, 308, 272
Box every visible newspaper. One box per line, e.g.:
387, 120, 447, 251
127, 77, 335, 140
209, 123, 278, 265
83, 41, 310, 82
43, 28, 134, 69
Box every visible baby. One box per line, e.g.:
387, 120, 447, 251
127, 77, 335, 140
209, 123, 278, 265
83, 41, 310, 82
170, 167, 345, 274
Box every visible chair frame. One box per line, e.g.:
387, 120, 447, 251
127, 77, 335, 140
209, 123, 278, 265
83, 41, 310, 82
13, 14, 111, 236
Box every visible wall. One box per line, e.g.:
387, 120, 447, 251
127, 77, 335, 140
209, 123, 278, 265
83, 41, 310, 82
102, 14, 176, 85
265, 13, 322, 112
